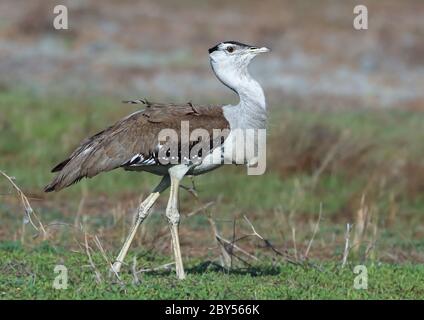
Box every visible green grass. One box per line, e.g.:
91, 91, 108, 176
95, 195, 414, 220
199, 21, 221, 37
1, 244, 424, 299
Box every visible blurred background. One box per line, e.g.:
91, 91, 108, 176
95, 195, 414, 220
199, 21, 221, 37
1, 0, 423, 107
1, 0, 424, 265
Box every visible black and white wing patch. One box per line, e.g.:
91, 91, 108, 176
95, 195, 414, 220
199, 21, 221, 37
122, 153, 157, 167
121, 131, 228, 168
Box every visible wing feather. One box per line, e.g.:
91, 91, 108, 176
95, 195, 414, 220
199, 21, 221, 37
44, 101, 229, 192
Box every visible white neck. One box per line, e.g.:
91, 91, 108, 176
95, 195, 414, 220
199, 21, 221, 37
236, 76, 266, 110
212, 62, 267, 129
212, 62, 266, 110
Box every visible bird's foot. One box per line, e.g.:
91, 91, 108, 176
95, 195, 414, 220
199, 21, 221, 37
110, 261, 122, 274
176, 267, 186, 280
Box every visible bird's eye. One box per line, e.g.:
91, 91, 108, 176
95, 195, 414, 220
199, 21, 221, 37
227, 46, 234, 53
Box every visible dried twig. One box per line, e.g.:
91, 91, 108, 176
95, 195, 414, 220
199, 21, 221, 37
341, 223, 352, 268
365, 211, 379, 261
215, 233, 259, 261
353, 194, 369, 253
0, 170, 46, 238
243, 216, 265, 241
93, 235, 122, 282
243, 216, 301, 266
215, 236, 254, 268
131, 256, 140, 284
74, 194, 87, 228
187, 201, 215, 217
230, 219, 237, 268
180, 176, 198, 198
189, 196, 232, 268
84, 233, 102, 284
136, 262, 175, 274
291, 227, 298, 261
304, 203, 323, 258
208, 217, 232, 267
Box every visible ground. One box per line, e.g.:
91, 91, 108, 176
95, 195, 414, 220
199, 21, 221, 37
1, 92, 424, 299
1, 243, 424, 299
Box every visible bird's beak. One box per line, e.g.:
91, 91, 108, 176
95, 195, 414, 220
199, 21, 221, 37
249, 46, 271, 54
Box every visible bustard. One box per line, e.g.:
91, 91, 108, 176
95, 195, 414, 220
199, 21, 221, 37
45, 41, 270, 279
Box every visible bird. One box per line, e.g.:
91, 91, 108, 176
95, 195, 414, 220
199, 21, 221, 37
44, 41, 270, 280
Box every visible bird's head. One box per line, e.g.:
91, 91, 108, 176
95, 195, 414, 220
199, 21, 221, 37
208, 41, 270, 92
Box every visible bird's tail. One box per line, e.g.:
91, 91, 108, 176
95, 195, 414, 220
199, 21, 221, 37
44, 155, 86, 192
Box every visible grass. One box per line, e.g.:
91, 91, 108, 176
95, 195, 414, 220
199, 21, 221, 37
1, 243, 424, 299
1, 90, 424, 299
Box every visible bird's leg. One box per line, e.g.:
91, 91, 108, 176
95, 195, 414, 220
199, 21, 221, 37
167, 179, 185, 279
166, 165, 190, 280
111, 194, 157, 273
112, 175, 170, 273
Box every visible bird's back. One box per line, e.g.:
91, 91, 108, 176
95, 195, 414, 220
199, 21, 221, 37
44, 100, 230, 192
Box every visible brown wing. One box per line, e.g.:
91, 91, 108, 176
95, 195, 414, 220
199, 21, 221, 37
44, 101, 229, 192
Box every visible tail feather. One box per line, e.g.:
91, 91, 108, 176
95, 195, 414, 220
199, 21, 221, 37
44, 184, 56, 193
44, 159, 86, 192
51, 158, 71, 173
44, 176, 83, 192
44, 148, 99, 192
44, 140, 127, 192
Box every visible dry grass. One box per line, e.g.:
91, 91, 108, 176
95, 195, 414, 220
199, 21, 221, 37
2, 100, 424, 267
